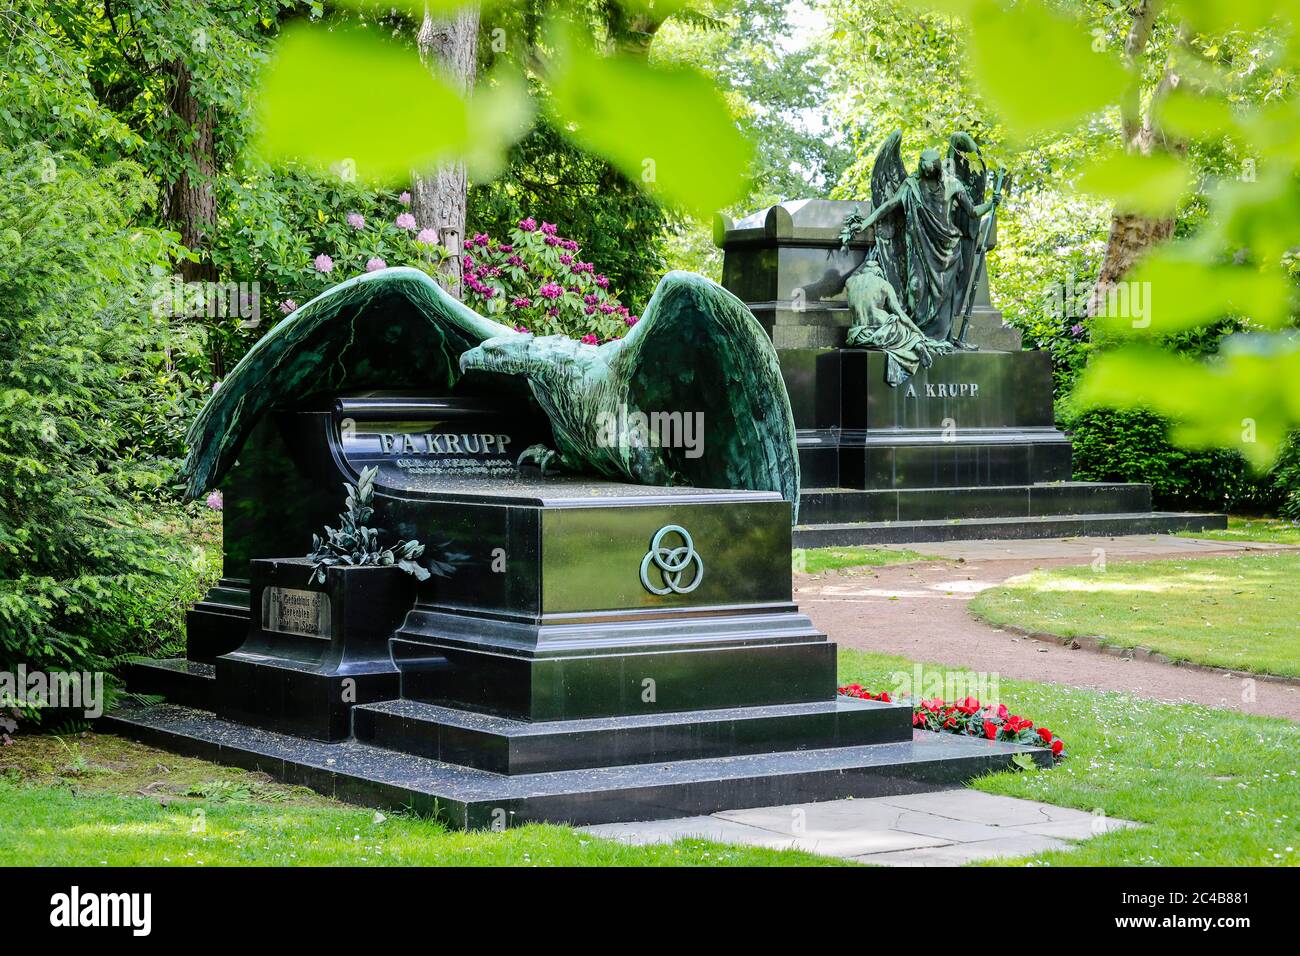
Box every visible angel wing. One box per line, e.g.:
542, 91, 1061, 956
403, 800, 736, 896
947, 131, 988, 316
948, 131, 986, 240
179, 267, 513, 499
612, 272, 800, 516
869, 130, 909, 298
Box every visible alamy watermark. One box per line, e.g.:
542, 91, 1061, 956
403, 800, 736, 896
151, 276, 261, 329
0, 666, 104, 719
1044, 273, 1151, 327
888, 663, 1000, 707
595, 403, 704, 459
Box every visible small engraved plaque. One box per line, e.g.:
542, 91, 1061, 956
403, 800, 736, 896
262, 586, 331, 639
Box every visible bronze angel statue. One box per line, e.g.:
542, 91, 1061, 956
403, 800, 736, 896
844, 131, 1004, 350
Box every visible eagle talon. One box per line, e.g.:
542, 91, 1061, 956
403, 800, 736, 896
517, 443, 562, 476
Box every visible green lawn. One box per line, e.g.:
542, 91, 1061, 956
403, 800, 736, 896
969, 553, 1300, 677
839, 648, 1300, 866
5, 648, 1297, 867
795, 545, 933, 574
1178, 515, 1300, 546
0, 734, 840, 867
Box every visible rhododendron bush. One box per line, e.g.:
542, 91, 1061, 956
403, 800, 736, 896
838, 685, 1066, 761
460, 219, 639, 341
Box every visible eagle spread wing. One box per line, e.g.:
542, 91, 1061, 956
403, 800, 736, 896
612, 272, 800, 514
179, 267, 513, 499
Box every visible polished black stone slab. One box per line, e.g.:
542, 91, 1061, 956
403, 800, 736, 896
185, 577, 251, 664
391, 614, 837, 722
353, 696, 910, 775
797, 482, 1152, 525
215, 558, 414, 742
123, 658, 216, 711
792, 510, 1228, 547
782, 349, 1059, 433
102, 701, 1051, 829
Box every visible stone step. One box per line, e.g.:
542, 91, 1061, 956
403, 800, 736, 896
799, 482, 1151, 524
793, 511, 1226, 547
124, 658, 216, 711
101, 701, 1051, 829
352, 696, 914, 775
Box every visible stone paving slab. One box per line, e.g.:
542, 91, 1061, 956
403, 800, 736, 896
580, 790, 1138, 866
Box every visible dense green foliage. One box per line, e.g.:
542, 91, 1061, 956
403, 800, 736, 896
460, 217, 640, 339
0, 146, 217, 676
1067, 409, 1280, 512
467, 120, 669, 307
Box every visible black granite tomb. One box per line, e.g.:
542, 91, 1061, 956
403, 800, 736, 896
118, 356, 1049, 828
715, 199, 1225, 545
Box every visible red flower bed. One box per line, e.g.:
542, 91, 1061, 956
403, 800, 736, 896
838, 685, 1065, 761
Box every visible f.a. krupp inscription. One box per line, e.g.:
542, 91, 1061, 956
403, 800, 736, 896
346, 423, 518, 479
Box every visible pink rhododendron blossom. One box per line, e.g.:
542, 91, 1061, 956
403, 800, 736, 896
538, 282, 563, 300
205, 490, 224, 511
540, 221, 558, 235
559, 254, 573, 265
366, 257, 387, 272
416, 228, 439, 246
346, 212, 366, 230
513, 324, 530, 333
518, 217, 537, 231
399, 191, 411, 206
625, 315, 639, 326
581, 333, 598, 345
280, 299, 299, 314
543, 235, 559, 246
395, 212, 417, 230
313, 254, 334, 273
472, 233, 490, 247
511, 297, 532, 309
595, 275, 610, 289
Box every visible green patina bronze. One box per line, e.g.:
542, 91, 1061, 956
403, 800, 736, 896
180, 267, 800, 516
841, 131, 1004, 365
844, 259, 953, 385
460, 270, 800, 515
180, 267, 513, 500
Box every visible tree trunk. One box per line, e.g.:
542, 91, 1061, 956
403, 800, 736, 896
162, 59, 223, 376
1087, 0, 1182, 318
412, 5, 479, 299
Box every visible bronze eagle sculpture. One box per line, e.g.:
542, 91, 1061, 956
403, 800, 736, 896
179, 267, 800, 518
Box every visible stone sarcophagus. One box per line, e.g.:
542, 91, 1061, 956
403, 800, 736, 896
116, 267, 1052, 827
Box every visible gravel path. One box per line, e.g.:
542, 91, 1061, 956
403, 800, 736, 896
798, 535, 1300, 721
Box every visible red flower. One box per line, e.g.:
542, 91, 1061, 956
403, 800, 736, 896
1051, 739, 1064, 756
982, 719, 998, 740
1037, 727, 1054, 743
1004, 715, 1033, 734
995, 703, 1009, 719
922, 698, 944, 713
878, 691, 892, 703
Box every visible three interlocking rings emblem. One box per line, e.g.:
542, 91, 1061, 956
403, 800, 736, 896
639, 524, 704, 596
